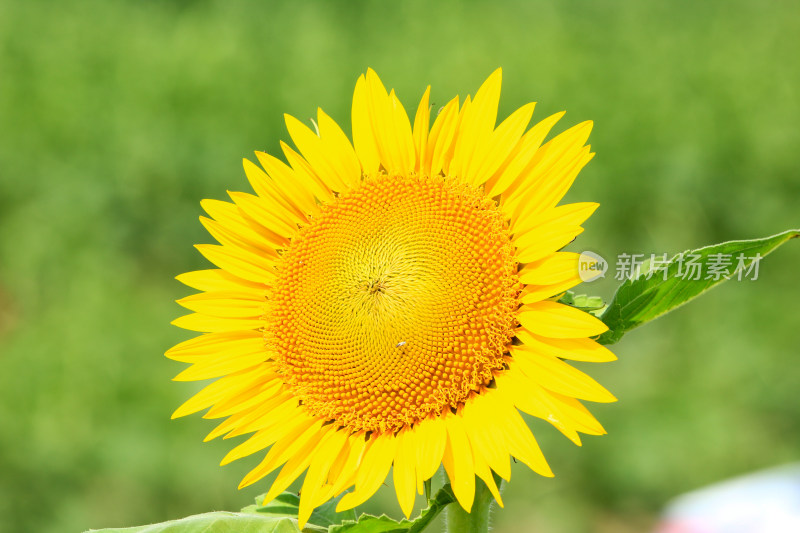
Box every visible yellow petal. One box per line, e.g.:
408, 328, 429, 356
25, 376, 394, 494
204, 380, 282, 422
280, 141, 334, 203
511, 347, 616, 403
171, 367, 265, 419
176, 291, 264, 319
549, 392, 607, 435
220, 402, 307, 464
207, 393, 297, 440
198, 198, 238, 224
362, 70, 396, 171
228, 191, 297, 238
351, 74, 381, 176
200, 198, 289, 249
242, 158, 307, 224
519, 252, 581, 286
199, 216, 280, 260
412, 86, 431, 174
166, 330, 263, 359
519, 277, 583, 304
500, 382, 607, 438
239, 417, 322, 489
194, 244, 276, 285
496, 371, 582, 445
316, 107, 362, 189
505, 141, 594, 220
254, 150, 319, 216
529, 120, 592, 179
389, 89, 417, 174
465, 102, 535, 187
450, 68, 502, 182
442, 95, 471, 175
514, 333, 617, 363
471, 448, 504, 508
201, 198, 280, 252
337, 433, 396, 511
200, 371, 277, 420
172, 350, 267, 382
414, 416, 447, 490
510, 121, 592, 203
498, 400, 553, 477
392, 427, 417, 518
260, 428, 324, 503
298, 428, 349, 528
285, 114, 350, 193
326, 441, 353, 494
462, 395, 511, 480
171, 312, 263, 333
330, 433, 367, 496
204, 411, 253, 442
175, 269, 266, 293
442, 415, 475, 511
535, 147, 595, 214
516, 229, 584, 264
423, 95, 460, 177
487, 111, 565, 197
364, 69, 415, 175
514, 202, 598, 244
517, 301, 608, 339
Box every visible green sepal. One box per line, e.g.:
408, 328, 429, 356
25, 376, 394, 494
329, 484, 455, 533
558, 291, 606, 316
242, 491, 356, 529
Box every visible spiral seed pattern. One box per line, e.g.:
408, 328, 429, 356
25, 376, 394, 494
266, 174, 519, 433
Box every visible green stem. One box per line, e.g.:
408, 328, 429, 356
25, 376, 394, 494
444, 477, 500, 533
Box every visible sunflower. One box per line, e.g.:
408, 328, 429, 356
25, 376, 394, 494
168, 68, 616, 527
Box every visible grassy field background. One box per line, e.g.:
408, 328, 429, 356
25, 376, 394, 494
1, 1, 798, 532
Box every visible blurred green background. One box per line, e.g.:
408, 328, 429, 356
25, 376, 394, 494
1, 1, 798, 532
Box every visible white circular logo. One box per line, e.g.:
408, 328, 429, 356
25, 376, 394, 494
578, 251, 608, 282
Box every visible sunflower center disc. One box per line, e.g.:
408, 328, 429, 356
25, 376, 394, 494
267, 174, 519, 433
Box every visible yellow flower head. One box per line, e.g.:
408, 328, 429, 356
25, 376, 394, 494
169, 69, 616, 527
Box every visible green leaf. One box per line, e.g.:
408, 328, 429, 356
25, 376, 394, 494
93, 484, 456, 533
598, 229, 800, 344
329, 484, 455, 533
83, 512, 304, 533
242, 491, 356, 529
